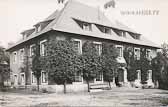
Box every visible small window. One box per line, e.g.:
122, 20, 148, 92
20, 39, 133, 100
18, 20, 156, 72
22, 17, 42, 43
20, 73, 25, 85
40, 40, 47, 56
116, 45, 123, 57
31, 72, 36, 83
13, 52, 17, 63
74, 71, 82, 82
113, 29, 126, 37
41, 71, 47, 83
30, 45, 36, 57
82, 23, 92, 31
73, 39, 82, 54
20, 49, 24, 62
134, 48, 140, 60
146, 49, 151, 59
96, 72, 103, 81
93, 42, 102, 55
104, 27, 111, 34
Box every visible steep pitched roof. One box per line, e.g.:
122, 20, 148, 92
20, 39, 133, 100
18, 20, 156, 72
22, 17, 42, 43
7, 0, 160, 51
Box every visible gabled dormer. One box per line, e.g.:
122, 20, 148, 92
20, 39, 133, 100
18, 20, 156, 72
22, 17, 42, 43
96, 24, 111, 35
21, 28, 35, 39
112, 29, 126, 37
73, 19, 92, 31
129, 32, 141, 40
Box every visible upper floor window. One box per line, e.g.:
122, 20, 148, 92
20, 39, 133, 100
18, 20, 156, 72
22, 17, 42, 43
19, 49, 24, 62
13, 52, 17, 63
146, 49, 151, 59
134, 48, 140, 60
116, 45, 123, 57
82, 22, 92, 31
73, 39, 82, 54
93, 42, 102, 55
40, 40, 47, 56
30, 44, 36, 57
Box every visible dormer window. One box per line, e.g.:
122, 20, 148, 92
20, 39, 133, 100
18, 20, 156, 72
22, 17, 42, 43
96, 25, 111, 35
113, 29, 126, 37
129, 33, 141, 40
34, 24, 41, 33
82, 22, 92, 31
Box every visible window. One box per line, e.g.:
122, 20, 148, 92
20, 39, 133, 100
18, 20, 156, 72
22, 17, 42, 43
82, 22, 92, 31
20, 49, 24, 62
148, 70, 152, 80
96, 25, 111, 35
113, 29, 126, 37
96, 72, 103, 81
73, 39, 82, 54
31, 72, 36, 83
20, 73, 25, 85
146, 49, 151, 59
13, 52, 17, 63
116, 45, 123, 57
30, 44, 35, 56
14, 74, 18, 85
74, 71, 82, 82
134, 48, 140, 60
40, 40, 47, 56
41, 71, 47, 83
93, 42, 102, 55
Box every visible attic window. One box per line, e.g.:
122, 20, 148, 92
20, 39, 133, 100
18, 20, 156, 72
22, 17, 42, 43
96, 25, 111, 34
129, 33, 141, 40
113, 29, 126, 37
82, 22, 92, 31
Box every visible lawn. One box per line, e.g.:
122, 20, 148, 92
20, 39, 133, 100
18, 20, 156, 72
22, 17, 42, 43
0, 87, 168, 107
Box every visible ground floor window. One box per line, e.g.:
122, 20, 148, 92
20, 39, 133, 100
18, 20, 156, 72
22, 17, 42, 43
74, 71, 82, 82
41, 71, 47, 83
96, 72, 103, 81
20, 73, 25, 85
14, 74, 18, 85
31, 72, 36, 83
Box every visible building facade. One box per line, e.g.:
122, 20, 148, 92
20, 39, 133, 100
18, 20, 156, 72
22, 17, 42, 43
7, 0, 160, 92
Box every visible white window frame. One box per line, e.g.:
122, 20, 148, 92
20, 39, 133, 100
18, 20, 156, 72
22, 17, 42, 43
72, 39, 82, 54
134, 47, 140, 60
13, 51, 17, 63
30, 44, 35, 57
93, 41, 102, 55
41, 71, 48, 84
31, 72, 36, 84
116, 45, 123, 57
20, 73, 25, 85
40, 39, 47, 56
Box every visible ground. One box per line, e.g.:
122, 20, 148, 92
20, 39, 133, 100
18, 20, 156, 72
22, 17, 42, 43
0, 87, 168, 107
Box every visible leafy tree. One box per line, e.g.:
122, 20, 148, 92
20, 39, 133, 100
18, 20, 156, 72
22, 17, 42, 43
101, 43, 118, 89
31, 44, 43, 91
152, 43, 168, 89
44, 40, 79, 93
0, 46, 10, 87
79, 41, 102, 92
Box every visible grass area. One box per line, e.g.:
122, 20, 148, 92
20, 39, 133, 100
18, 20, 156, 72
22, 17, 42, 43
160, 98, 168, 106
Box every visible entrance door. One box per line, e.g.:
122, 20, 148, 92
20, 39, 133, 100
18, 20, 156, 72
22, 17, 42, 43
115, 68, 124, 86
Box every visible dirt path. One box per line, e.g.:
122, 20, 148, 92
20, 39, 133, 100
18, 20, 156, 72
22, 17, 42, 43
0, 87, 168, 107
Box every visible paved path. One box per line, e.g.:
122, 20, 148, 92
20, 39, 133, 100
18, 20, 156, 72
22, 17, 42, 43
0, 87, 168, 107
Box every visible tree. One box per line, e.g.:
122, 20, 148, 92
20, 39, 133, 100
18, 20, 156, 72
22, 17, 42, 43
31, 44, 43, 91
79, 41, 102, 92
101, 43, 118, 89
44, 40, 79, 93
152, 43, 168, 89
0, 46, 10, 88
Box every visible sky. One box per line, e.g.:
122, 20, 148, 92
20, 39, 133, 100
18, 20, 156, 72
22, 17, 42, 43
0, 0, 168, 48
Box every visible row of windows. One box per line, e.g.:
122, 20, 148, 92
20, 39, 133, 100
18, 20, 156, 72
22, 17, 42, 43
77, 20, 139, 39
12, 39, 152, 63
13, 71, 47, 85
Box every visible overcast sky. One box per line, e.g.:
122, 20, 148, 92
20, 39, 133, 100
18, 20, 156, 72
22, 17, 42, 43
1, 0, 168, 48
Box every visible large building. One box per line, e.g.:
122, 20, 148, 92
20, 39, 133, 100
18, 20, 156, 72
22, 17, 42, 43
7, 0, 160, 92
